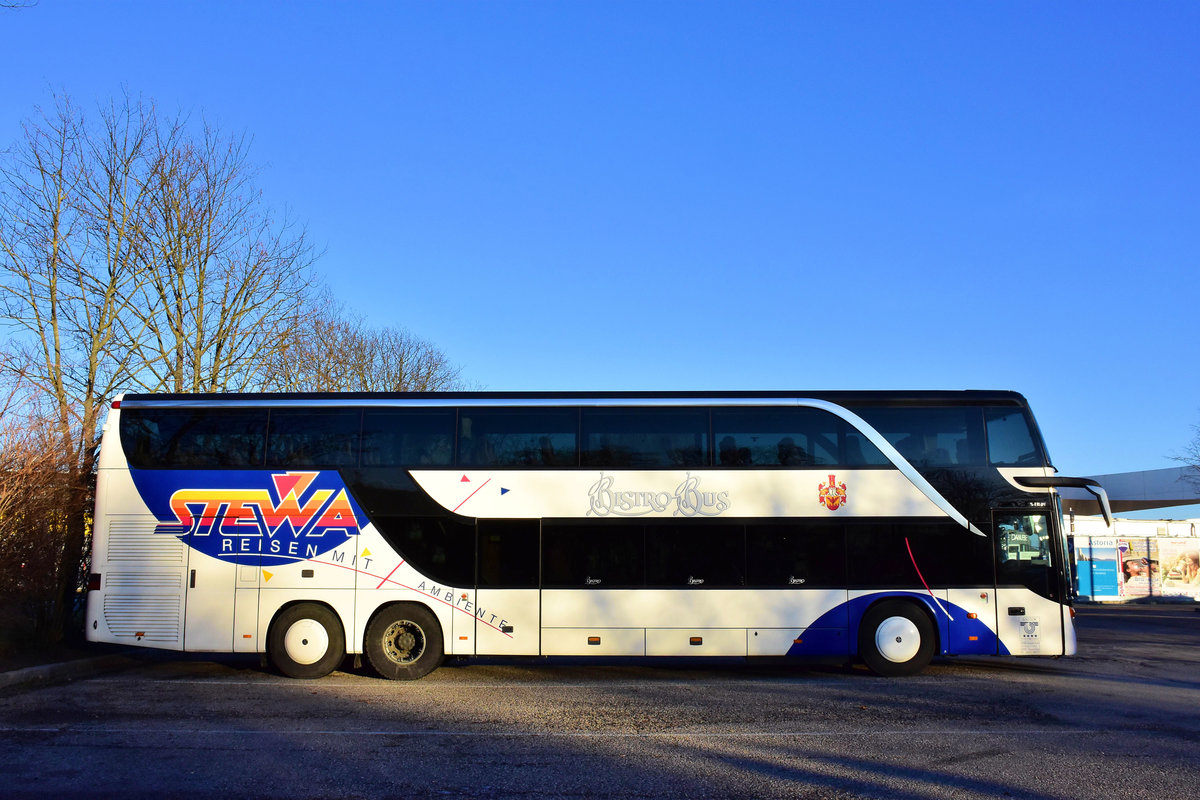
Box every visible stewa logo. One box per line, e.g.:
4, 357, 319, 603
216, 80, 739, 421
587, 473, 730, 518
134, 470, 365, 564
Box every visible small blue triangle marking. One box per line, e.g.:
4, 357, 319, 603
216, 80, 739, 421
500, 487, 510, 495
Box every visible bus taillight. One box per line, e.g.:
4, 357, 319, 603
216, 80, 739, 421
88, 573, 101, 591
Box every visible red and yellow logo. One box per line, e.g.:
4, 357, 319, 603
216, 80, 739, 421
818, 474, 847, 511
139, 470, 364, 563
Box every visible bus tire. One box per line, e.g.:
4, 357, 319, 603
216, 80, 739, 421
268, 603, 345, 679
365, 603, 444, 681
858, 600, 935, 677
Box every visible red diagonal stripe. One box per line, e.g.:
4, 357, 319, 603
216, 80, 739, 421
453, 477, 491, 513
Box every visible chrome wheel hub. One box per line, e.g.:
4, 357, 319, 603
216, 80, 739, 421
382, 620, 425, 665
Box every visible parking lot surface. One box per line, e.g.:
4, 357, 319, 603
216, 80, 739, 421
2, 605, 1198, 799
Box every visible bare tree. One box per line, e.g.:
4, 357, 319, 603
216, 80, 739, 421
0, 95, 321, 638
124, 122, 318, 392
0, 96, 158, 457
369, 326, 465, 392
2, 92, 465, 637
0, 96, 159, 636
1175, 423, 1200, 492
266, 300, 466, 392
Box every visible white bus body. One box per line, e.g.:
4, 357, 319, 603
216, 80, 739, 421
86, 391, 1103, 678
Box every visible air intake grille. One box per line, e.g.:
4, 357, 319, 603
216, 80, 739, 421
106, 519, 185, 563
104, 571, 184, 591
103, 595, 182, 643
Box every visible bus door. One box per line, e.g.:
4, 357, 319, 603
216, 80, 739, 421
474, 520, 541, 655
181, 535, 267, 652
182, 529, 236, 651
992, 509, 1065, 656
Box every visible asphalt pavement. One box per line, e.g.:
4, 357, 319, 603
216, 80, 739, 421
2, 602, 1199, 800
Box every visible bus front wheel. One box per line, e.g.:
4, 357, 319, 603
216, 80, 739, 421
268, 603, 345, 679
858, 600, 935, 677
365, 603, 444, 680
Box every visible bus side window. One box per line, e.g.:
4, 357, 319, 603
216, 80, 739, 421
121, 408, 269, 468
645, 524, 744, 587
458, 409, 577, 467
581, 408, 709, 468
712, 408, 889, 468
166, 409, 268, 467
845, 522, 991, 589
849, 406, 985, 467
477, 520, 540, 588
361, 410, 455, 467
266, 408, 361, 468
745, 524, 845, 588
371, 516, 475, 588
542, 523, 643, 587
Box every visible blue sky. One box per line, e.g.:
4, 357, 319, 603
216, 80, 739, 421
3, 1, 1198, 484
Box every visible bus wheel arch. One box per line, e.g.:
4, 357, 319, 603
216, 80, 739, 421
364, 601, 445, 681
858, 598, 937, 677
267, 601, 346, 679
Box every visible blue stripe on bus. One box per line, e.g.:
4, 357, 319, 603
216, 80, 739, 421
786, 592, 1000, 658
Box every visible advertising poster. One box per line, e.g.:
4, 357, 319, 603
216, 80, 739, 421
1117, 538, 1159, 599
1074, 537, 1121, 600
1075, 536, 1200, 602
1158, 540, 1200, 599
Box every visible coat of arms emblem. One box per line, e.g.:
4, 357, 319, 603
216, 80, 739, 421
818, 474, 847, 511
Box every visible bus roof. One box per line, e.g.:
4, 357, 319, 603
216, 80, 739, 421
119, 389, 1032, 408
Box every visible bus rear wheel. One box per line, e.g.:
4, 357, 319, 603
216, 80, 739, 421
268, 603, 345, 679
365, 603, 444, 680
859, 600, 935, 677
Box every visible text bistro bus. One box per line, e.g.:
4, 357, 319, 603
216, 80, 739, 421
85, 390, 1111, 679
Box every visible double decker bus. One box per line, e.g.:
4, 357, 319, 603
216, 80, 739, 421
85, 390, 1110, 678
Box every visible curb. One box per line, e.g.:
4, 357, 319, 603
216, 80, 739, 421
0, 653, 144, 693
